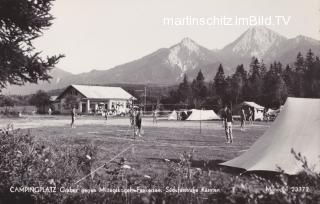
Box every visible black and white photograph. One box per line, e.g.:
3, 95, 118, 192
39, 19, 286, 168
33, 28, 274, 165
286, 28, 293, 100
0, 0, 320, 203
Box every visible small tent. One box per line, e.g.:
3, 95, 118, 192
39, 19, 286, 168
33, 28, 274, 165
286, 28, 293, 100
267, 108, 277, 116
241, 101, 265, 121
186, 109, 220, 121
168, 110, 178, 120
221, 97, 320, 175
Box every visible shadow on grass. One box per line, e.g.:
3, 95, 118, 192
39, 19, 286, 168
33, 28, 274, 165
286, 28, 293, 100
146, 158, 244, 175
155, 138, 219, 143
147, 157, 287, 182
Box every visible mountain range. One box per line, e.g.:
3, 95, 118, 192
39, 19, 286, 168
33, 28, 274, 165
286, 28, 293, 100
4, 26, 320, 95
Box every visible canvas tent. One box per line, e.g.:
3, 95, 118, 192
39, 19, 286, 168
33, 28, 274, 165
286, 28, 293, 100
221, 97, 320, 175
241, 101, 265, 121
186, 109, 220, 121
168, 110, 178, 120
267, 108, 277, 116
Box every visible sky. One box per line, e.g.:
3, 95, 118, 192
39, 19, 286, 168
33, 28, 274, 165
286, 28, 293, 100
34, 0, 320, 74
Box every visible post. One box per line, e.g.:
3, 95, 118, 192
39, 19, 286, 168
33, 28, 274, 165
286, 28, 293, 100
79, 101, 82, 113
87, 99, 90, 114
144, 86, 147, 114
200, 109, 202, 134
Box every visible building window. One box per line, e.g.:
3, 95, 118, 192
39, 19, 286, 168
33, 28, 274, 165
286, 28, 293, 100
70, 89, 78, 95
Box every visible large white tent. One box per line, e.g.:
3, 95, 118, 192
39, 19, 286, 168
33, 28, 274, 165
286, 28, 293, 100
221, 97, 320, 175
168, 110, 178, 120
186, 109, 220, 121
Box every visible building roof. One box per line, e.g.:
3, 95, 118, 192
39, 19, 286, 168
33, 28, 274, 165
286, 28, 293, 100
59, 85, 135, 100
242, 101, 264, 110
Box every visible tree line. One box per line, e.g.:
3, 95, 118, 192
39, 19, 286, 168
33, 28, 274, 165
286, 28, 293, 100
162, 50, 320, 111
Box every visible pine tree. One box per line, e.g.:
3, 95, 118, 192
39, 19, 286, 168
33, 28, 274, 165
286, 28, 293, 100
276, 62, 283, 74
191, 70, 207, 108
0, 0, 64, 89
213, 64, 227, 100
304, 50, 319, 97
282, 65, 295, 96
260, 60, 267, 78
305, 49, 315, 71
178, 74, 192, 104
294, 52, 305, 73
249, 57, 261, 78
293, 52, 306, 97
224, 76, 233, 106
248, 57, 263, 102
310, 57, 320, 97
231, 64, 247, 104
263, 64, 288, 108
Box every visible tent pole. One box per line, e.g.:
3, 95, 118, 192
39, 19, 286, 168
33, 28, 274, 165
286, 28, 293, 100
144, 86, 147, 114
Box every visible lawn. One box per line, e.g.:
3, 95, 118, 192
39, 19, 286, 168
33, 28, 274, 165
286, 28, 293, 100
4, 116, 318, 204
23, 116, 270, 181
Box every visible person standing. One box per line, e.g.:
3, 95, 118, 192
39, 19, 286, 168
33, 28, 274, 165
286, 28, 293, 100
135, 108, 143, 137
104, 108, 108, 120
240, 107, 246, 131
248, 108, 253, 125
152, 108, 158, 124
221, 108, 226, 128
71, 107, 76, 128
223, 105, 233, 143
263, 107, 269, 122
129, 108, 135, 127
48, 108, 52, 115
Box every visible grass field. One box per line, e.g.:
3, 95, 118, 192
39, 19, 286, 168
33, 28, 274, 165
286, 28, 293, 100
6, 115, 270, 181
4, 115, 319, 204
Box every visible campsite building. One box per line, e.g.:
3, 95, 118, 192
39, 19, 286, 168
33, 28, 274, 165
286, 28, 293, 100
55, 85, 135, 114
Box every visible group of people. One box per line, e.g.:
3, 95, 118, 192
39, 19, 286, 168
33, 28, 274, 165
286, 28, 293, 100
69, 104, 145, 137
239, 107, 254, 131
69, 103, 261, 144
222, 105, 256, 144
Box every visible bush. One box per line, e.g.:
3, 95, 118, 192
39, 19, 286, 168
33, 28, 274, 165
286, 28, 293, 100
0, 125, 98, 203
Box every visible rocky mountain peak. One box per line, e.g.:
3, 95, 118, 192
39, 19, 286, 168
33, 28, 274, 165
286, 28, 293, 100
228, 26, 287, 58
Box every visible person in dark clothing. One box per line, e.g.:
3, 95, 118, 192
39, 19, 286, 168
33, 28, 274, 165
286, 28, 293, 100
223, 105, 233, 143
240, 107, 246, 131
135, 109, 143, 137
263, 107, 269, 122
152, 108, 158, 124
248, 108, 253, 125
129, 108, 135, 127
71, 107, 76, 128
104, 109, 108, 120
